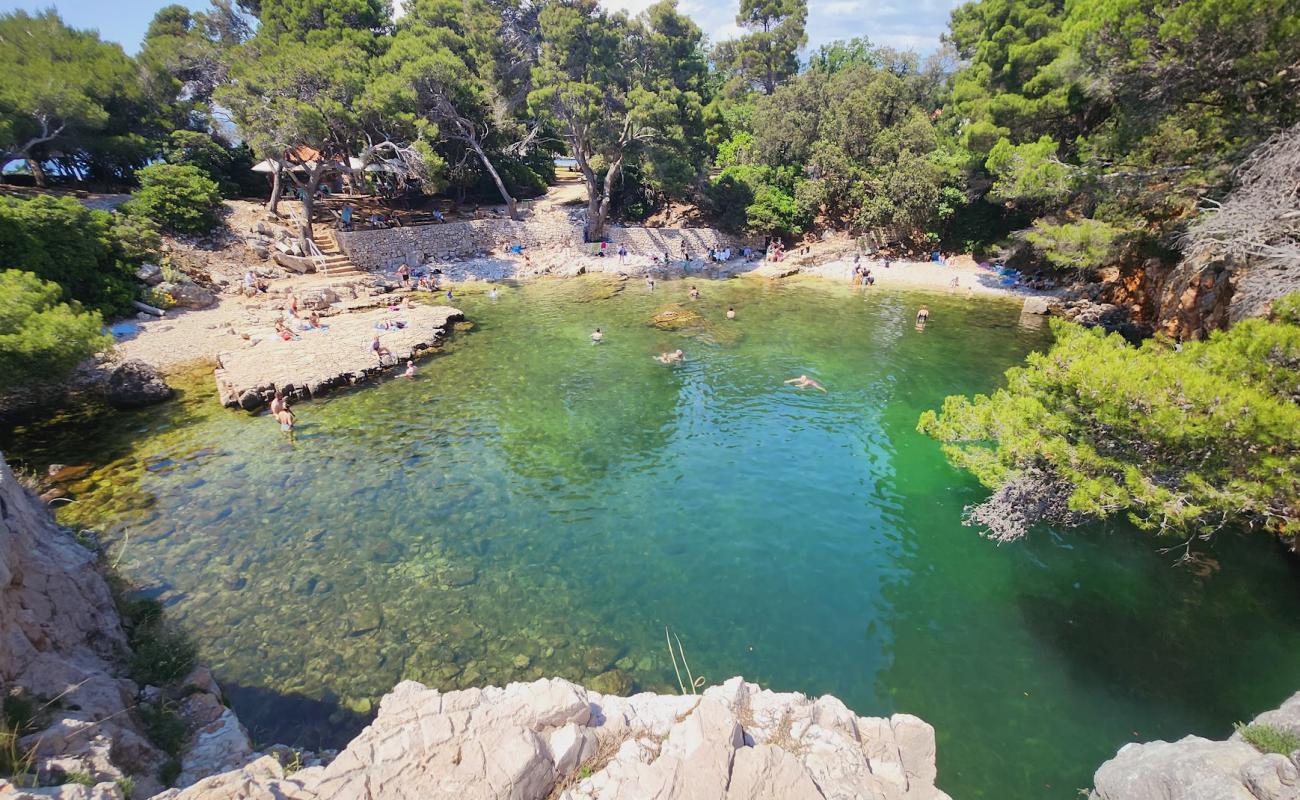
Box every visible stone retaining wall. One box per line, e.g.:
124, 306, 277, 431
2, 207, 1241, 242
337, 219, 759, 270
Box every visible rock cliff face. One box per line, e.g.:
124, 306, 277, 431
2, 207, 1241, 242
159, 676, 949, 800
0, 456, 254, 799
1091, 692, 1300, 800
0, 456, 164, 794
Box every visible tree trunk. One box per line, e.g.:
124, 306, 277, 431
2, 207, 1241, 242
297, 167, 327, 246
467, 140, 519, 220
585, 155, 624, 242
267, 165, 283, 215
27, 159, 46, 188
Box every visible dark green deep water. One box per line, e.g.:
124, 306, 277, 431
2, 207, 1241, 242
6, 277, 1300, 798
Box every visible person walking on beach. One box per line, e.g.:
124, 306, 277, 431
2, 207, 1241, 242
618, 245, 627, 265
784, 375, 827, 392
371, 334, 391, 364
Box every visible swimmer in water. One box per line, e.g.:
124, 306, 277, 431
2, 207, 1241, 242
591, 328, 604, 343
784, 374, 827, 392
403, 360, 416, 378
726, 306, 736, 319
655, 349, 684, 364
689, 285, 700, 300
916, 306, 930, 325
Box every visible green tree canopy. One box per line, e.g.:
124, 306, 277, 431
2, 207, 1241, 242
0, 269, 112, 390
715, 0, 807, 96
0, 11, 145, 186
530, 0, 704, 239
918, 304, 1300, 545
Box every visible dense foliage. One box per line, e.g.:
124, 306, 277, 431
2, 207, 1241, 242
124, 163, 224, 233
0, 269, 111, 389
0, 195, 151, 314
919, 298, 1300, 544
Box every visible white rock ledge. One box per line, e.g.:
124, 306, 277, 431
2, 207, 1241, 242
156, 676, 951, 800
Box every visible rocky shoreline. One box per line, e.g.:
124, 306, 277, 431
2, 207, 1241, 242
213, 302, 463, 412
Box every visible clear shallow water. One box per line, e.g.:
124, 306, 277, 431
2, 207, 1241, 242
6, 276, 1300, 798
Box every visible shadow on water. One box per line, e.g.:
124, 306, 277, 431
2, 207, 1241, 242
1016, 528, 1300, 732
222, 681, 371, 751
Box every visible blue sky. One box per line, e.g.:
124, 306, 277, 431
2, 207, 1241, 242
1, 0, 964, 55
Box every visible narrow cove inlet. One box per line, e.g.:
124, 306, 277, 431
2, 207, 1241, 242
6, 278, 1300, 798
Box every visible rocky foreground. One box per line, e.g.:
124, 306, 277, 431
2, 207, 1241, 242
159, 676, 948, 800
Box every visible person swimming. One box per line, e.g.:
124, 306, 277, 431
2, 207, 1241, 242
916, 306, 930, 324
403, 360, 416, 378
689, 286, 700, 300
726, 307, 736, 319
591, 328, 604, 343
784, 374, 827, 392
656, 349, 684, 364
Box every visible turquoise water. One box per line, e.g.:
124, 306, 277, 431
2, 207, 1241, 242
6, 276, 1300, 798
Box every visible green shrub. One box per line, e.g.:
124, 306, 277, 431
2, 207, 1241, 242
63, 770, 95, 786
0, 195, 139, 314
127, 624, 197, 688
0, 270, 112, 391
1236, 722, 1300, 755
125, 164, 223, 234
119, 595, 197, 687
136, 703, 189, 758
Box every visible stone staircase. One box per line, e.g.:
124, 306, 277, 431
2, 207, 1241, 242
311, 229, 365, 278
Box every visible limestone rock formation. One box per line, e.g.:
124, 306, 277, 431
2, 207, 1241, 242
0, 456, 164, 794
155, 282, 216, 310
1091, 691, 1300, 800
160, 676, 949, 800
102, 360, 174, 410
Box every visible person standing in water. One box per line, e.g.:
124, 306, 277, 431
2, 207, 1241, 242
689, 285, 700, 300
403, 359, 416, 378
784, 375, 827, 392
916, 306, 930, 324
726, 307, 736, 319
591, 328, 604, 343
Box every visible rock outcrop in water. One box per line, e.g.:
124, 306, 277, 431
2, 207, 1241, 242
1090, 691, 1300, 800
160, 676, 949, 800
